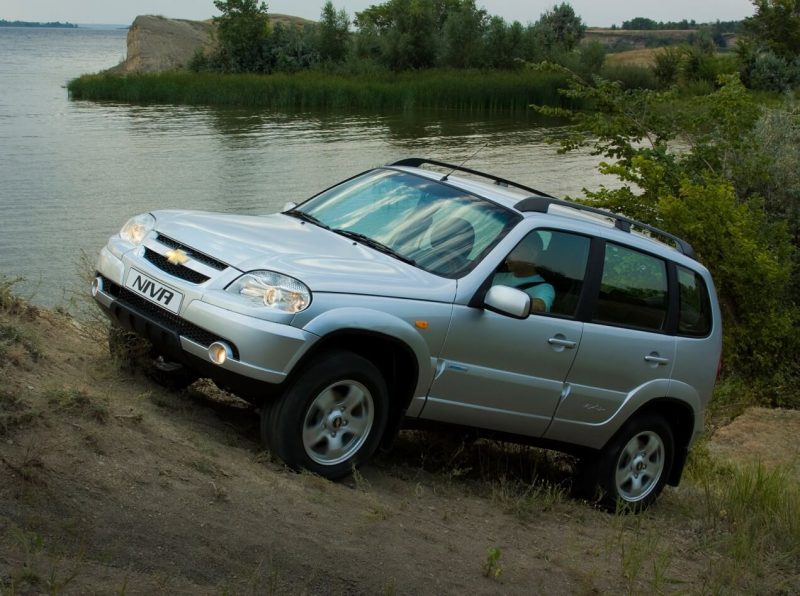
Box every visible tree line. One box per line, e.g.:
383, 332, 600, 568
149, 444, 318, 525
619, 17, 741, 33
0, 19, 78, 28
193, 0, 800, 94
192, 0, 594, 74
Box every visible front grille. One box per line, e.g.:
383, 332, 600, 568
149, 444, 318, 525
156, 234, 228, 271
99, 275, 240, 359
144, 248, 210, 284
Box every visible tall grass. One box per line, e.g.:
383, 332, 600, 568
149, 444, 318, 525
684, 442, 800, 588
67, 69, 574, 112
0, 275, 24, 312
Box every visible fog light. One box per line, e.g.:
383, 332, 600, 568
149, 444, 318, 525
208, 342, 233, 365
91, 276, 102, 297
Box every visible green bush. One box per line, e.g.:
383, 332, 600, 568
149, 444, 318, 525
748, 51, 800, 91
652, 47, 683, 87
680, 46, 718, 82
599, 63, 658, 90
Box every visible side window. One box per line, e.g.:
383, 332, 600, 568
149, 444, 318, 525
595, 243, 668, 331
677, 266, 712, 337
492, 230, 589, 317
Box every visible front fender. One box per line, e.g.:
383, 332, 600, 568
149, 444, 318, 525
300, 306, 439, 400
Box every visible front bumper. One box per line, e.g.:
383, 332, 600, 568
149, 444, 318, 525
93, 245, 317, 392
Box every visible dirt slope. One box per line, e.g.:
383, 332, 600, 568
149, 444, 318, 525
1, 298, 798, 594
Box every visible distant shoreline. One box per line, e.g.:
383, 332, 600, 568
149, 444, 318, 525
0, 19, 78, 29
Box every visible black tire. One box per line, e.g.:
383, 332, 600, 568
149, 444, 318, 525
107, 326, 197, 391
261, 351, 389, 480
590, 413, 674, 513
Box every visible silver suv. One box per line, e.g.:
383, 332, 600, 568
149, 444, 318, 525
92, 158, 721, 510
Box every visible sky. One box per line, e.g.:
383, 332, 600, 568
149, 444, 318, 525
3, 0, 756, 28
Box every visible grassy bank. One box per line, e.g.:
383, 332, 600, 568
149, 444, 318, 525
1, 275, 799, 593
67, 69, 574, 111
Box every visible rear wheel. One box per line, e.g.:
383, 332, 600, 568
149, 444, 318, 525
590, 413, 674, 512
261, 351, 388, 479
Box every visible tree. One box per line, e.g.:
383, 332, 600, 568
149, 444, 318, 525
483, 16, 524, 69
441, 0, 487, 68
270, 22, 320, 72
355, 0, 441, 70
318, 1, 351, 64
535, 70, 799, 400
743, 0, 800, 59
533, 3, 586, 55
212, 0, 272, 72
622, 17, 657, 30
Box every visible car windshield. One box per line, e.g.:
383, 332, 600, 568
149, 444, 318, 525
290, 169, 519, 277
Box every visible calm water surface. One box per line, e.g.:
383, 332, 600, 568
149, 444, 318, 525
0, 27, 615, 307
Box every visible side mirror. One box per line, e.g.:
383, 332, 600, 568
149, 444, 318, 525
282, 201, 298, 212
484, 285, 530, 319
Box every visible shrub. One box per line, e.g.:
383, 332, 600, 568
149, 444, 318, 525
749, 50, 796, 91
680, 46, 718, 83
652, 46, 683, 87
599, 63, 658, 89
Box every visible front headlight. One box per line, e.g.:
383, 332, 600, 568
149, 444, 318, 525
120, 213, 156, 245
227, 271, 311, 313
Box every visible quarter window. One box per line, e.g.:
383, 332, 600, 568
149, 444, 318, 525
677, 266, 712, 337
595, 243, 668, 331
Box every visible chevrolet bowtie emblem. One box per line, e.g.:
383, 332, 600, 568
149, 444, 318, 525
165, 248, 190, 266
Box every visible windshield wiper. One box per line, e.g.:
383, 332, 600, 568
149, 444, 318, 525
333, 229, 416, 266
286, 210, 329, 230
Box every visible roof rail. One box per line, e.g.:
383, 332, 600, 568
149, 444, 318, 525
515, 196, 696, 259
389, 157, 557, 200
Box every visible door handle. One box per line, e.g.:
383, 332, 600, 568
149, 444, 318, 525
548, 337, 576, 349
644, 354, 670, 365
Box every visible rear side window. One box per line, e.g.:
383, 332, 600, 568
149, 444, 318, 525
594, 243, 668, 331
677, 266, 713, 337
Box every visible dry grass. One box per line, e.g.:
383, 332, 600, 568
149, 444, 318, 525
606, 48, 662, 67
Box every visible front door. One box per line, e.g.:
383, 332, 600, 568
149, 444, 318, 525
421, 230, 592, 437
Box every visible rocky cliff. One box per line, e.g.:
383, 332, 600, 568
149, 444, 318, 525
109, 14, 314, 74
108, 15, 214, 74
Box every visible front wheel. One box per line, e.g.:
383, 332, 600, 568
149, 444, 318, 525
590, 413, 674, 512
261, 351, 389, 480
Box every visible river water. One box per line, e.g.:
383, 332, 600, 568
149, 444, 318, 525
0, 26, 615, 308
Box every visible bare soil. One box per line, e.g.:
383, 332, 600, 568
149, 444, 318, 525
1, 302, 797, 594
708, 407, 800, 475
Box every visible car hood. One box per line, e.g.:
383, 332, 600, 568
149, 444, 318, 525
152, 210, 456, 301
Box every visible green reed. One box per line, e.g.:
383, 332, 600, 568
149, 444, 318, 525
67, 69, 574, 112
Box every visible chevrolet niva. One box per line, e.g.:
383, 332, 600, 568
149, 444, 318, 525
92, 158, 721, 510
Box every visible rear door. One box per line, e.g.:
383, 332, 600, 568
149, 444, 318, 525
545, 241, 676, 443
